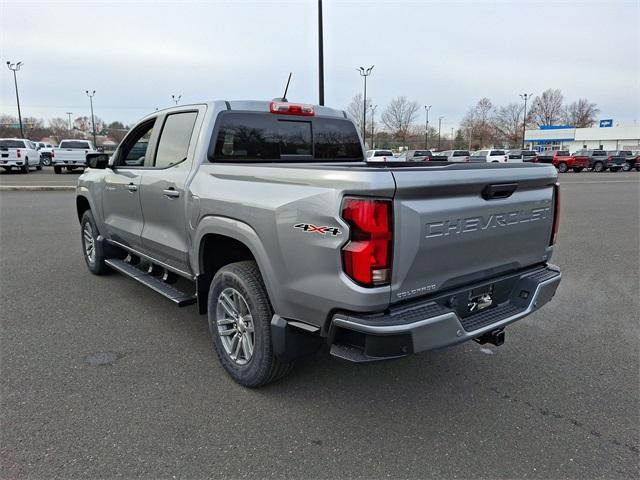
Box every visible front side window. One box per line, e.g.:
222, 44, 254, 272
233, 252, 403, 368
154, 112, 198, 168
117, 120, 155, 167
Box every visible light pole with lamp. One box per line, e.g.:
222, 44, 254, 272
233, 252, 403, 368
6, 61, 24, 138
424, 105, 431, 149
85, 90, 97, 147
520, 92, 533, 149
357, 65, 374, 145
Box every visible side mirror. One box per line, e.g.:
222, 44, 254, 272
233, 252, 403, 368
87, 153, 109, 169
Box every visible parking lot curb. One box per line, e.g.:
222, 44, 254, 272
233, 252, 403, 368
0, 186, 76, 191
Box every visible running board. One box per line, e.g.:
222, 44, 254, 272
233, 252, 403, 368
105, 258, 197, 307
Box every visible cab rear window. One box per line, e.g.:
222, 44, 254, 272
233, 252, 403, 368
0, 140, 25, 148
60, 141, 91, 149
453, 150, 470, 156
210, 112, 363, 162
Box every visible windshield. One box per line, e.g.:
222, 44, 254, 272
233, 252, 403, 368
211, 113, 363, 162
490, 150, 505, 156
0, 140, 25, 148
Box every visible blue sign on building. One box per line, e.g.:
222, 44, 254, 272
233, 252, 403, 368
599, 119, 613, 128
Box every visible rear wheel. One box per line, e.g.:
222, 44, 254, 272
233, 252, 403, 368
54, 166, 62, 174
207, 261, 293, 387
21, 159, 29, 174
593, 161, 604, 172
572, 167, 584, 173
42, 155, 52, 166
557, 162, 568, 173
36, 158, 43, 171
81, 210, 109, 275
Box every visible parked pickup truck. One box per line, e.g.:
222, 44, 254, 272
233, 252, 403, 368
76, 100, 562, 387
538, 150, 587, 173
400, 150, 448, 162
52, 139, 97, 173
623, 151, 640, 172
606, 150, 634, 172
0, 138, 42, 173
571, 149, 611, 172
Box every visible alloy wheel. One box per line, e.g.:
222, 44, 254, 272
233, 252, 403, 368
216, 287, 255, 365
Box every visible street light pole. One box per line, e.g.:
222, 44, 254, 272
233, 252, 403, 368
438, 116, 444, 149
451, 127, 454, 148
66, 112, 73, 132
357, 66, 374, 146
6, 61, 24, 138
172, 94, 181, 105
520, 92, 532, 149
370, 104, 377, 149
86, 90, 97, 147
424, 105, 431, 149
318, 0, 325, 106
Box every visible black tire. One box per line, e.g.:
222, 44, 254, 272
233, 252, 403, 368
36, 158, 43, 171
42, 155, 52, 166
67, 167, 75, 171
573, 167, 584, 173
21, 159, 29, 174
622, 161, 632, 172
557, 162, 568, 173
609, 167, 621, 172
207, 261, 293, 387
80, 210, 109, 275
54, 166, 62, 174
593, 161, 604, 172
1, 167, 10, 172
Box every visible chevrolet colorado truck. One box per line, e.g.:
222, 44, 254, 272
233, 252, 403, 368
52, 139, 96, 173
76, 100, 562, 387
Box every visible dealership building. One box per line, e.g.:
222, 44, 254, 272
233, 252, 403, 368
524, 122, 640, 152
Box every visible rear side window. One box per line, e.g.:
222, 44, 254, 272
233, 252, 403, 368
211, 113, 362, 162
60, 140, 90, 149
154, 112, 198, 168
0, 140, 26, 148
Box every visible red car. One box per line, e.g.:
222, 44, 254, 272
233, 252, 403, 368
546, 150, 588, 173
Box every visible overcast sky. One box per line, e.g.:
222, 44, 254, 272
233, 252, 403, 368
1, 0, 638, 130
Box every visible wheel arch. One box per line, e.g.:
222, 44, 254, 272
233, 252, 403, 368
76, 195, 92, 223
193, 216, 280, 315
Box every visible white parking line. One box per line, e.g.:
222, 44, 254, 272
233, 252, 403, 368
560, 180, 640, 184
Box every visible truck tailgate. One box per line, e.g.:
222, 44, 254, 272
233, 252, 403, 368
390, 164, 557, 303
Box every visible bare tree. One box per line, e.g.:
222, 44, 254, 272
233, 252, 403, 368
381, 96, 420, 145
346, 93, 374, 141
492, 102, 524, 147
529, 89, 564, 126
563, 99, 599, 128
461, 97, 495, 148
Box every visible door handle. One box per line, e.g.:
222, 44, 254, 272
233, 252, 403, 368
127, 183, 138, 192
163, 188, 180, 198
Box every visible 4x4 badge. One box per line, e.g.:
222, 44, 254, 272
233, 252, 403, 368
294, 223, 342, 236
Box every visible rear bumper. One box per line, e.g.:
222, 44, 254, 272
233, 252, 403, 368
0, 160, 23, 166
52, 160, 86, 166
329, 264, 561, 362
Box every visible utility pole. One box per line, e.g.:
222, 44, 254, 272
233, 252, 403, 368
66, 112, 73, 132
357, 65, 374, 146
424, 105, 432, 149
318, 0, 324, 105
370, 104, 377, 149
6, 61, 24, 138
171, 94, 181, 105
520, 92, 532, 149
451, 127, 454, 148
86, 90, 97, 147
438, 116, 444, 149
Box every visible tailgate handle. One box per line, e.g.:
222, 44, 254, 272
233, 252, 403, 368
482, 183, 518, 200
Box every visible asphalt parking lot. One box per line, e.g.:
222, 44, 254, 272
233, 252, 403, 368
1, 173, 639, 479
0, 168, 81, 188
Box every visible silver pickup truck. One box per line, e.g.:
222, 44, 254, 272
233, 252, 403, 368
76, 100, 562, 387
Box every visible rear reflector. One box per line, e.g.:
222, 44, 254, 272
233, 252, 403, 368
550, 183, 560, 245
341, 197, 393, 286
270, 102, 314, 116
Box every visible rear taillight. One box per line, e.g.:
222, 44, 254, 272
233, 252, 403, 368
341, 197, 393, 286
550, 183, 560, 245
465, 156, 470, 162
269, 102, 314, 116
504, 156, 508, 162
16, 149, 21, 158
51, 150, 55, 158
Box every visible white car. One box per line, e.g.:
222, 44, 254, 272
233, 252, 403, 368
438, 150, 471, 162
0, 138, 42, 173
52, 139, 97, 173
470, 149, 510, 163
365, 149, 395, 162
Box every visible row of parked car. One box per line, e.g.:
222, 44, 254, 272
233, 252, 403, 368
365, 148, 640, 172
0, 138, 97, 174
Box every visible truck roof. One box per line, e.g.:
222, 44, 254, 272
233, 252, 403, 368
151, 100, 348, 119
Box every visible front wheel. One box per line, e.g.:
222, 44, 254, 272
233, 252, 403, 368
81, 210, 109, 275
207, 261, 293, 387
557, 162, 568, 173
593, 161, 605, 172
573, 167, 584, 173
42, 155, 52, 166
36, 158, 43, 171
